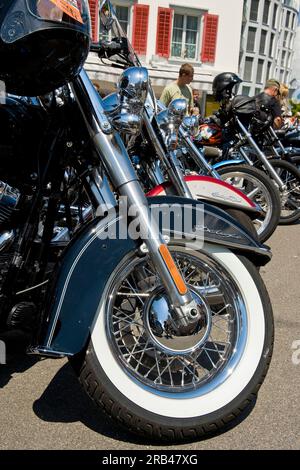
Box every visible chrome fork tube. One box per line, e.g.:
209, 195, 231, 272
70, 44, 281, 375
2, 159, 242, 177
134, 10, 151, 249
239, 147, 254, 165
143, 111, 192, 197
236, 118, 285, 190
268, 126, 288, 155
168, 150, 194, 199
179, 128, 220, 179
71, 70, 194, 309
87, 168, 117, 210
270, 145, 281, 157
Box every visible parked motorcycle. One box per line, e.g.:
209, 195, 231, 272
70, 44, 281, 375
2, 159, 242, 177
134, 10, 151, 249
195, 90, 300, 226
0, 0, 274, 442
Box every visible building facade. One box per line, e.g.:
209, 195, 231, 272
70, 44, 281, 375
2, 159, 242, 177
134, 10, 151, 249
239, 0, 300, 96
86, 0, 243, 99
290, 15, 300, 91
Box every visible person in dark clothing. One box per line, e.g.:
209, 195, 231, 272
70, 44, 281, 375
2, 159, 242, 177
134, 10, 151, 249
256, 79, 283, 129
192, 88, 201, 115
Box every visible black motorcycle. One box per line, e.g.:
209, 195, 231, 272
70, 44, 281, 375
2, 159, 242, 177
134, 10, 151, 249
0, 0, 274, 442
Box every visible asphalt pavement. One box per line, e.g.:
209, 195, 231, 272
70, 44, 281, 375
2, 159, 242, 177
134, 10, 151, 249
0, 224, 299, 450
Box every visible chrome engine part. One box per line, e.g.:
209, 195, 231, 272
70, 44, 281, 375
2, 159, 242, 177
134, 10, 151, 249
0, 181, 20, 224
0, 181, 20, 252
0, 231, 15, 253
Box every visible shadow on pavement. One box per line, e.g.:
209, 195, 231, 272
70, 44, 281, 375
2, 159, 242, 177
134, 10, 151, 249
0, 354, 40, 388
32, 361, 257, 446
33, 362, 142, 444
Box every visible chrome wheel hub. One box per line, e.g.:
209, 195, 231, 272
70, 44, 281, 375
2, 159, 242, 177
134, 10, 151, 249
145, 287, 212, 355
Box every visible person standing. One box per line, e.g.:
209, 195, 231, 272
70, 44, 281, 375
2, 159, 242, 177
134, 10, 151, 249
256, 79, 283, 129
279, 83, 291, 117
160, 63, 195, 114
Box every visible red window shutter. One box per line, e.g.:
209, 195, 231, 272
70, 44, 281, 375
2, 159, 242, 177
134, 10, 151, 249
89, 0, 99, 43
132, 4, 150, 55
201, 14, 219, 63
156, 7, 173, 58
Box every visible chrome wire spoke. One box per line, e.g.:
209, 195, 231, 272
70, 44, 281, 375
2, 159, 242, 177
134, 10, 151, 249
202, 346, 226, 358
221, 172, 272, 236
144, 351, 161, 380
112, 317, 144, 329
246, 186, 260, 199
184, 266, 198, 282
133, 338, 151, 372
207, 335, 230, 356
254, 218, 264, 227
213, 303, 232, 316
123, 279, 145, 304
153, 355, 175, 385
125, 329, 147, 360
123, 346, 156, 358
117, 292, 150, 297
179, 357, 203, 385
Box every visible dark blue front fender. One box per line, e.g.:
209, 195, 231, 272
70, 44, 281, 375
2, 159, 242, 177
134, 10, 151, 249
33, 197, 271, 357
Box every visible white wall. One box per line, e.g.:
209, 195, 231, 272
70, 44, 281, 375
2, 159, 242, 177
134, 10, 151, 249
291, 25, 300, 88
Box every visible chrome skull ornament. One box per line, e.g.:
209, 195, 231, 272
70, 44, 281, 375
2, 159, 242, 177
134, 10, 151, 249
105, 67, 149, 134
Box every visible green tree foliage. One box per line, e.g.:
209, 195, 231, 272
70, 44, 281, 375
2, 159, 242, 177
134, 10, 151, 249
290, 100, 300, 116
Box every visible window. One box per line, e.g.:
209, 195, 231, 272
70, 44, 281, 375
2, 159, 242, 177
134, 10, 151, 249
260, 30, 267, 54
280, 69, 285, 81
244, 57, 254, 81
272, 4, 278, 28
250, 0, 259, 21
171, 14, 200, 60
293, 13, 297, 30
283, 31, 289, 48
242, 86, 251, 96
286, 11, 291, 28
115, 5, 129, 36
263, 0, 270, 24
99, 3, 130, 40
255, 87, 261, 95
269, 33, 275, 57
247, 27, 256, 52
285, 71, 290, 83
281, 50, 286, 67
256, 59, 264, 84
266, 61, 272, 80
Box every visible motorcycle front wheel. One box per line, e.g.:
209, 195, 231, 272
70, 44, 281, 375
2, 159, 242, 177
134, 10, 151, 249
268, 159, 300, 225
76, 242, 273, 442
218, 165, 281, 242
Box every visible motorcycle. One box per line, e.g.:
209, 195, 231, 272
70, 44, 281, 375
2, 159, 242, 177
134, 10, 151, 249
195, 95, 300, 226
0, 0, 274, 442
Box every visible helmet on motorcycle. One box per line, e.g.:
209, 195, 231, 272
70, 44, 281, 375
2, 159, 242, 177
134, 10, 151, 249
0, 0, 91, 96
196, 123, 222, 146
213, 72, 242, 102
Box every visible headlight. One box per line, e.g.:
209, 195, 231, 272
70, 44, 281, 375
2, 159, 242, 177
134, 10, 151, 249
181, 115, 200, 137
156, 99, 187, 149
156, 99, 187, 133
106, 67, 149, 134
168, 98, 187, 124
